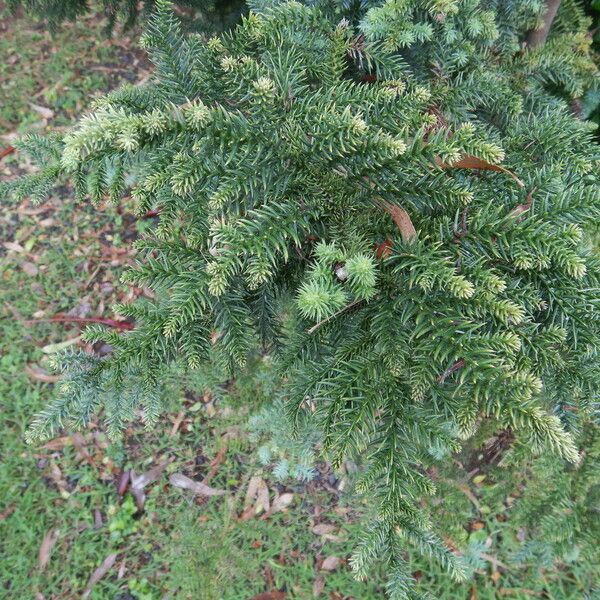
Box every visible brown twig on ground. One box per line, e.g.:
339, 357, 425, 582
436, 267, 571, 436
203, 445, 229, 483
25, 315, 134, 330
0, 146, 15, 160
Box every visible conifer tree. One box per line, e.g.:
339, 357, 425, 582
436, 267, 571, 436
4, 0, 600, 596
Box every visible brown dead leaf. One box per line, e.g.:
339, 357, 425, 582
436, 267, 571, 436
116, 470, 130, 497
71, 433, 95, 467
21, 261, 39, 276
320, 556, 341, 572
204, 445, 228, 482
169, 410, 185, 436
435, 155, 524, 188
48, 460, 68, 496
249, 593, 286, 600
82, 553, 117, 598
117, 559, 127, 579
261, 492, 294, 519
311, 523, 337, 536
377, 200, 417, 244
0, 505, 15, 521
130, 461, 171, 510
312, 575, 325, 597
169, 473, 226, 497
470, 521, 485, 531
243, 476, 270, 518
25, 365, 61, 384
29, 103, 55, 120
41, 436, 72, 451
38, 528, 60, 571
3, 241, 25, 253
94, 508, 103, 529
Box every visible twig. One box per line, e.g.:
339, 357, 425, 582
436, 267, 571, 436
480, 552, 509, 571
0, 146, 15, 160
525, 0, 562, 49
437, 359, 466, 384
307, 299, 365, 334
204, 445, 228, 483
169, 411, 186, 436
453, 207, 469, 239
25, 315, 134, 330
83, 264, 103, 289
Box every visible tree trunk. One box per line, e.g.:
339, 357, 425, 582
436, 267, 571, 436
525, 0, 562, 49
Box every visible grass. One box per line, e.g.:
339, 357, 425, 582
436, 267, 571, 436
0, 4, 147, 135
1, 7, 599, 600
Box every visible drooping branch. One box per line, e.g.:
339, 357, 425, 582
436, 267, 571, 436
525, 0, 562, 49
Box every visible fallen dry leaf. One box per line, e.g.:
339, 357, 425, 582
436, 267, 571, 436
71, 433, 95, 466
249, 593, 286, 600
435, 154, 524, 188
116, 471, 130, 497
169, 473, 226, 497
83, 553, 117, 598
271, 492, 294, 512
3, 241, 25, 253
117, 559, 127, 579
312, 575, 325, 597
0, 505, 15, 521
41, 436, 72, 451
243, 476, 270, 518
470, 521, 485, 531
169, 410, 185, 436
38, 528, 60, 571
378, 200, 417, 244
48, 460, 68, 496
320, 556, 341, 572
93, 508, 103, 529
130, 461, 171, 510
262, 492, 294, 519
25, 365, 61, 384
311, 523, 337, 536
204, 445, 228, 482
21, 261, 39, 276
41, 336, 82, 354
29, 103, 55, 120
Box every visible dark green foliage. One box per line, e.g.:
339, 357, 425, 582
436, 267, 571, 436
4, 0, 600, 596
7, 0, 246, 33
